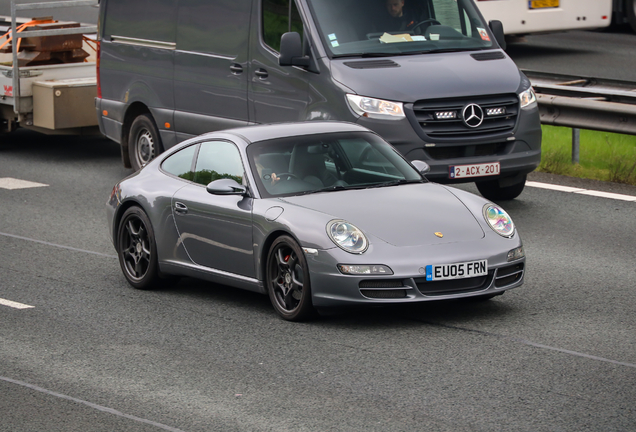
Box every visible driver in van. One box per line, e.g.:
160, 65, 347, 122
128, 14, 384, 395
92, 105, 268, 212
384, 0, 416, 32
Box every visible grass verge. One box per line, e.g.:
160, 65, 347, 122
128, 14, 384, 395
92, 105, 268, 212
538, 126, 636, 185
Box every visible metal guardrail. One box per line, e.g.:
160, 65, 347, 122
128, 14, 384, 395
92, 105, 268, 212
9, 0, 98, 115
524, 69, 636, 136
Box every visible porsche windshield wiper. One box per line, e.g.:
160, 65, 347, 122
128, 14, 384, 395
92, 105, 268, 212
296, 185, 348, 196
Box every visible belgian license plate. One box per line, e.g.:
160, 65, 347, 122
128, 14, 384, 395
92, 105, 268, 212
449, 162, 500, 179
529, 0, 559, 9
426, 260, 488, 281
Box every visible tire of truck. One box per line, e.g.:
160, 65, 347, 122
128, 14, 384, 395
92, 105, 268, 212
128, 113, 163, 171
476, 174, 527, 201
627, 0, 636, 33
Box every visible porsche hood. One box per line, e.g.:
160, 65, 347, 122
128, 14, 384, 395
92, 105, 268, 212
281, 183, 485, 247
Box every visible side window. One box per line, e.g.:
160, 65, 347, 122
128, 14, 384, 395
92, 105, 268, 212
193, 141, 245, 186
103, 0, 178, 42
161, 144, 198, 181
176, 0, 251, 56
262, 0, 304, 52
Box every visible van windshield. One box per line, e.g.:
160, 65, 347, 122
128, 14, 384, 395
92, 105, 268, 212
306, 0, 494, 57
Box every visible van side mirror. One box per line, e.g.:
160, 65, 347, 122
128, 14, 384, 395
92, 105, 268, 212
279, 32, 310, 67
488, 20, 506, 51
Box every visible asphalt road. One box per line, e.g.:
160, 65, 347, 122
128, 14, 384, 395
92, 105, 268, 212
1, 130, 635, 431
507, 27, 636, 81
1, 4, 636, 431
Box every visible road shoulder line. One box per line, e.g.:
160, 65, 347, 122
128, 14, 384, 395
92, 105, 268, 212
527, 181, 636, 201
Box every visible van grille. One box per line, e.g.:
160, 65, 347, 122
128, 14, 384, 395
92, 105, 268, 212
411, 94, 519, 140
425, 143, 509, 160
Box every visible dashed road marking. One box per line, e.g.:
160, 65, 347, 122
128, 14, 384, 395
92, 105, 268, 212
0, 177, 49, 190
527, 181, 636, 202
0, 298, 34, 309
0, 231, 117, 259
0, 376, 186, 432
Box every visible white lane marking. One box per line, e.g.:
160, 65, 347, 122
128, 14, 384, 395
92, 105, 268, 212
527, 181, 636, 202
434, 322, 636, 369
0, 376, 186, 432
0, 231, 117, 259
0, 178, 49, 190
0, 298, 34, 309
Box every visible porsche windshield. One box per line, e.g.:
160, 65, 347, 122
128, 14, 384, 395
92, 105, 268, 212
307, 0, 494, 57
247, 132, 423, 198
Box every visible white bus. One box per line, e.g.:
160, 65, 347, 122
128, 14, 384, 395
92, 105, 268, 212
475, 0, 614, 35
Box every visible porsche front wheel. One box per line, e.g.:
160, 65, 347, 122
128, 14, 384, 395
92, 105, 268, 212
265, 236, 315, 321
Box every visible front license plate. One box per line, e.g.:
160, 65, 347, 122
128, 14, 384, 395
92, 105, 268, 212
449, 162, 500, 179
426, 260, 488, 281
529, 0, 559, 9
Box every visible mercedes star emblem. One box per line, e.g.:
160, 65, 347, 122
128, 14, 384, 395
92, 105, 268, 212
462, 103, 484, 128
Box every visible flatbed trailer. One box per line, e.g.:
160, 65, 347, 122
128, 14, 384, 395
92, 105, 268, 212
0, 0, 99, 135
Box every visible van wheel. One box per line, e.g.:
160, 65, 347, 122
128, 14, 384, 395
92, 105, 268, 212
476, 174, 526, 201
129, 114, 163, 171
628, 0, 636, 33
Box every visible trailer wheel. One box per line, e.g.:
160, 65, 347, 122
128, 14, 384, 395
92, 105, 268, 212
128, 114, 163, 171
627, 0, 636, 33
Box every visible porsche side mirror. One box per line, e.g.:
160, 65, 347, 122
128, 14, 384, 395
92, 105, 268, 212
411, 160, 430, 175
206, 178, 247, 196
279, 32, 310, 67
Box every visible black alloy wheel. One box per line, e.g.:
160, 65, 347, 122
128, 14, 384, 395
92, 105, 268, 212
117, 206, 164, 290
265, 236, 315, 321
128, 114, 163, 171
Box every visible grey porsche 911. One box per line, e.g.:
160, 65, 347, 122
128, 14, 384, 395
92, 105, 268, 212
107, 122, 525, 321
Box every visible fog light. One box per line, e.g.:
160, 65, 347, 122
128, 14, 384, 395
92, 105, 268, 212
435, 111, 457, 120
486, 107, 506, 116
338, 264, 394, 275
507, 246, 525, 262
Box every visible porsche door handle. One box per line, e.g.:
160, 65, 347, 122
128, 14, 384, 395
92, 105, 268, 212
174, 202, 188, 214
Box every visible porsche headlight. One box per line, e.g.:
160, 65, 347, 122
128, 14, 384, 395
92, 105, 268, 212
483, 205, 515, 238
346, 94, 405, 119
327, 220, 368, 254
519, 87, 537, 108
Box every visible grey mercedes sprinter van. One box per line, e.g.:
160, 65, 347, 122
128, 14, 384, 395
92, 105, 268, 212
95, 0, 541, 200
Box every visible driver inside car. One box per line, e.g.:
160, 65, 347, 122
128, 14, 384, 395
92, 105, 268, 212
384, 0, 416, 32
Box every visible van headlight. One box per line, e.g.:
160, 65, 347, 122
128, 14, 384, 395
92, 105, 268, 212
346, 94, 405, 120
327, 220, 368, 254
519, 87, 537, 108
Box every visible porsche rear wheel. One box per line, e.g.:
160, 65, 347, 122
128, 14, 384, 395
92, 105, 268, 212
117, 206, 164, 290
265, 236, 315, 321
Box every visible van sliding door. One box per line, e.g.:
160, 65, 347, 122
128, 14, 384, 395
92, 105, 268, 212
173, 0, 252, 139
249, 0, 310, 124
